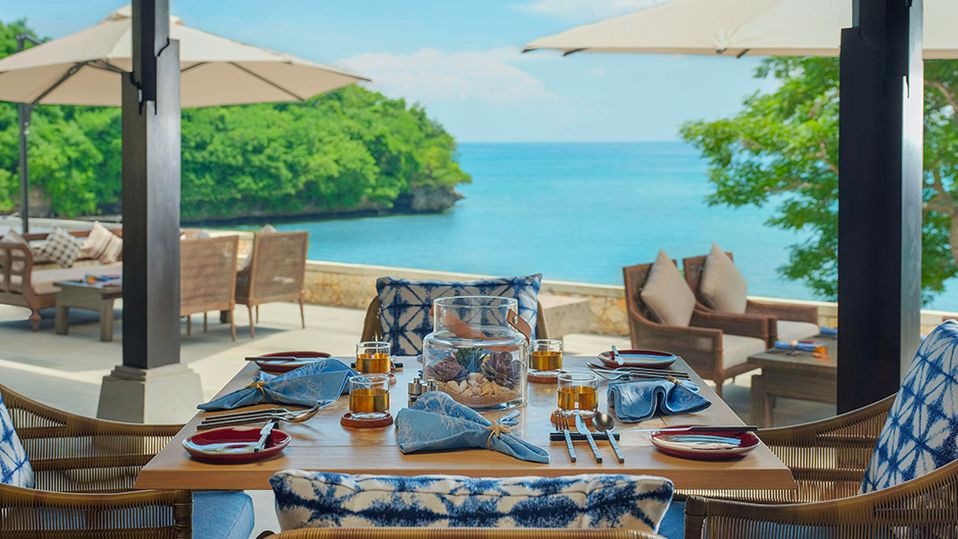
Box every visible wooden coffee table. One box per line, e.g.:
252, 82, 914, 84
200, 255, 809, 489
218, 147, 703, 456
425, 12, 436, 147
747, 337, 837, 427
54, 280, 122, 342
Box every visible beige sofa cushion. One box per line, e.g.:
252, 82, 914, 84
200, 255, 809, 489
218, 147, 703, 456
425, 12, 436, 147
29, 263, 122, 295
700, 243, 747, 314
640, 250, 696, 327
776, 320, 820, 342
721, 334, 768, 369
82, 222, 122, 263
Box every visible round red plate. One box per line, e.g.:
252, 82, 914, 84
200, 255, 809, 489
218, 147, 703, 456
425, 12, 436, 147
255, 351, 332, 374
183, 426, 290, 463
650, 426, 759, 460
597, 349, 677, 369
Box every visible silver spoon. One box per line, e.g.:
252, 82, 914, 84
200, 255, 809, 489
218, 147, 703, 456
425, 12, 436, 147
593, 411, 625, 463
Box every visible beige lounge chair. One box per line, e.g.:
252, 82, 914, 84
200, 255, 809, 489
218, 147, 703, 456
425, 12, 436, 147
623, 260, 769, 397
235, 231, 308, 338
180, 235, 239, 340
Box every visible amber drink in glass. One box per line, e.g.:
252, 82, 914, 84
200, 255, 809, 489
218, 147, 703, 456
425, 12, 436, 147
356, 341, 391, 374
349, 374, 390, 420
530, 339, 563, 377
557, 372, 598, 418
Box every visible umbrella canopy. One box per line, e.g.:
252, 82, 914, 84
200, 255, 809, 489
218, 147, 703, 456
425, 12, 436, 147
0, 5, 367, 107
524, 0, 958, 59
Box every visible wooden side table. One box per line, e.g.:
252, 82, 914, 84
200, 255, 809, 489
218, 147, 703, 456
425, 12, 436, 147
54, 281, 122, 342
747, 337, 837, 427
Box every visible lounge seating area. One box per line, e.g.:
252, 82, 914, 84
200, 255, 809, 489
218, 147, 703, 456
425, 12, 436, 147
0, 225, 309, 341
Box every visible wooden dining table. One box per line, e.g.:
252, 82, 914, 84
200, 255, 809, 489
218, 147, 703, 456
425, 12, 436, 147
135, 355, 795, 492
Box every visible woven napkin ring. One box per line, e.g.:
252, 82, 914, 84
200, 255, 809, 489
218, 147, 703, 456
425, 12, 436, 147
485, 421, 512, 450
246, 380, 268, 396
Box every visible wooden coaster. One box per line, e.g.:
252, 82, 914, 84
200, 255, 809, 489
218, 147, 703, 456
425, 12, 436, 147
528, 372, 559, 384
341, 412, 393, 429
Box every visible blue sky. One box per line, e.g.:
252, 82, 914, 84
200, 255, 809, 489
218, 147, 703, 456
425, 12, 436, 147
0, 0, 771, 142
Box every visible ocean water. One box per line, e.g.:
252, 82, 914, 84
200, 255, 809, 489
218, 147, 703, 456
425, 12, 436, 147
274, 141, 958, 311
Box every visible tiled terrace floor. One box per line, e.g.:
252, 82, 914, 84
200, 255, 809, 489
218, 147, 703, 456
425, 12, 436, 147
0, 301, 835, 536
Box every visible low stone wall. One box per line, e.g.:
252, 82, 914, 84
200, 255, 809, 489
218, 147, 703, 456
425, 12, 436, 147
303, 260, 957, 338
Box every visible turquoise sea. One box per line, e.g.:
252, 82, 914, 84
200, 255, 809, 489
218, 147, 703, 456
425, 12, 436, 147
274, 141, 958, 311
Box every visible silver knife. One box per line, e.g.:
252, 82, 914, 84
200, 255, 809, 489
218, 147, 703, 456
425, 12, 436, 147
574, 414, 602, 463
253, 421, 275, 453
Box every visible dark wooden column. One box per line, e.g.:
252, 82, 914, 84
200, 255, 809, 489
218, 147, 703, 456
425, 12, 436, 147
122, 0, 181, 369
838, 0, 923, 412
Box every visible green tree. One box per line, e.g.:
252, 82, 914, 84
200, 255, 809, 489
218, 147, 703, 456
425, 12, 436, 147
1, 19, 470, 222
680, 57, 958, 303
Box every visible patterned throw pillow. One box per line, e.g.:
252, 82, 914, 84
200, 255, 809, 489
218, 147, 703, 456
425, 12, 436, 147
81, 222, 122, 263
376, 274, 542, 356
861, 321, 958, 493
0, 394, 34, 488
271, 471, 673, 532
35, 227, 82, 268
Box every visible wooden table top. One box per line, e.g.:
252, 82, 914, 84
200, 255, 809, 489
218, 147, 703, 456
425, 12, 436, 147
135, 356, 795, 491
747, 336, 837, 374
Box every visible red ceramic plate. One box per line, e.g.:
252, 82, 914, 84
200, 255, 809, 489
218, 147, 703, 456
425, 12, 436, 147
650, 426, 759, 460
255, 351, 331, 374
183, 426, 290, 464
597, 349, 677, 369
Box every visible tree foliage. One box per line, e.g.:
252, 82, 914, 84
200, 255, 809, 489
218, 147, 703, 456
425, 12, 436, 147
0, 19, 470, 222
681, 57, 958, 303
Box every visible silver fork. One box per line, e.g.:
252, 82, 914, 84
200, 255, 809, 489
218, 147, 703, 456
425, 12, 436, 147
198, 404, 322, 429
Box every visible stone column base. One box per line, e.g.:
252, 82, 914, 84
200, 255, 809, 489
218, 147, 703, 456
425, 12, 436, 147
97, 363, 202, 423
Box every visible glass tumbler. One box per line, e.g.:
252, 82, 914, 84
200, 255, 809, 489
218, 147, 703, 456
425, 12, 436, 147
349, 374, 391, 420
356, 341, 391, 374
530, 339, 563, 377
557, 372, 599, 418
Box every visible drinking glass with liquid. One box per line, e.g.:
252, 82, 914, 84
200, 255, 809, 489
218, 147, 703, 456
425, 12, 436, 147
530, 339, 563, 377
349, 374, 390, 420
356, 341, 391, 374
557, 372, 598, 418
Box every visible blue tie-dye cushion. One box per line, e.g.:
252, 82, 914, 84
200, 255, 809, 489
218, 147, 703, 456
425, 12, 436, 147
271, 471, 673, 532
861, 321, 958, 493
0, 394, 34, 488
376, 274, 542, 356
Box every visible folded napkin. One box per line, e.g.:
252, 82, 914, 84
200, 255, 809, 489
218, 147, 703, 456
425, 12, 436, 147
820, 327, 838, 337
607, 379, 710, 423
395, 391, 549, 464
198, 359, 356, 411
774, 341, 817, 352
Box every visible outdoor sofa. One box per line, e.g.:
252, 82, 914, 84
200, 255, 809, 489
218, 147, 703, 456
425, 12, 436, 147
0, 228, 123, 331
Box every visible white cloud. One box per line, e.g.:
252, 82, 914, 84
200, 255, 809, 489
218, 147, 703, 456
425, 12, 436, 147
516, 0, 667, 21
337, 47, 556, 104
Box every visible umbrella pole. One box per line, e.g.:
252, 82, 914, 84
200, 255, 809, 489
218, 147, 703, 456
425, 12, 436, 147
17, 104, 31, 234
15, 34, 39, 234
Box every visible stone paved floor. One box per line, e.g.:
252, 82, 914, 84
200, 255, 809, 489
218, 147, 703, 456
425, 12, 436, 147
0, 302, 835, 537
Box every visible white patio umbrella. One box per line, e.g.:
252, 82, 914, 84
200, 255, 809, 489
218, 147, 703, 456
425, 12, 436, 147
0, 5, 367, 231
524, 0, 958, 59
0, 5, 366, 106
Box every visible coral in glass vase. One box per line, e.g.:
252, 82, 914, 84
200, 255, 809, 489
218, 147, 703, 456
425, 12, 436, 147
480, 351, 520, 389
426, 355, 469, 383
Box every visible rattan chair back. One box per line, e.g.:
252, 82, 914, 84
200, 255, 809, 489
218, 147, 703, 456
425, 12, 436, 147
180, 235, 239, 318
239, 231, 308, 306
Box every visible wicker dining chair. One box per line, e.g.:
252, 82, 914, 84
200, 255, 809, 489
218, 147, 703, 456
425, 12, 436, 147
181, 235, 239, 341
361, 296, 551, 342
669, 320, 958, 538
622, 261, 769, 397
236, 231, 308, 338
0, 383, 192, 537
682, 252, 819, 345
268, 529, 664, 538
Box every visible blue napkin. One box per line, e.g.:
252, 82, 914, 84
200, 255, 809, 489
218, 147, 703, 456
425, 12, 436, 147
395, 392, 550, 464
774, 341, 816, 352
607, 379, 710, 423
820, 327, 838, 337
198, 359, 356, 411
